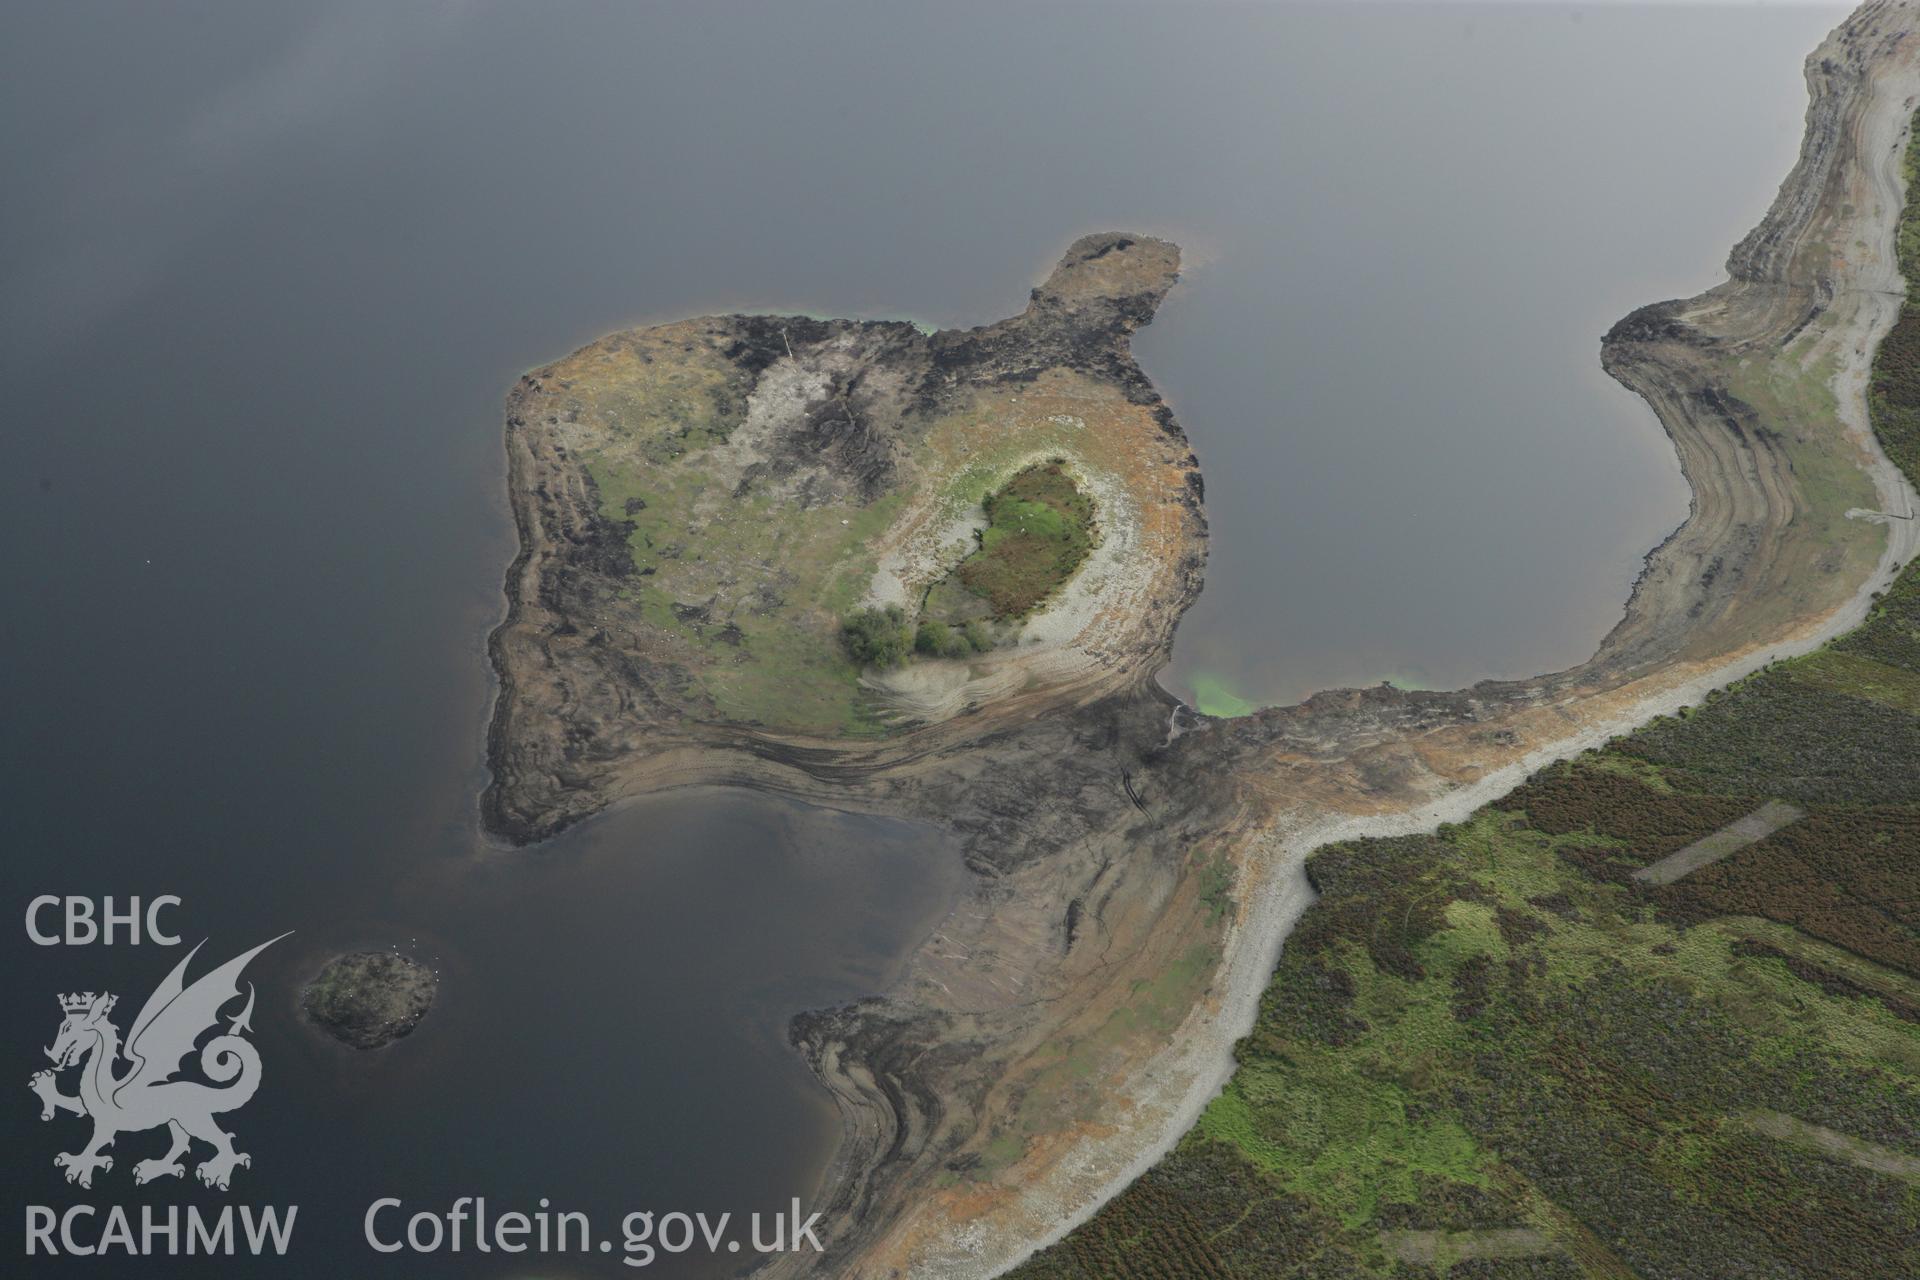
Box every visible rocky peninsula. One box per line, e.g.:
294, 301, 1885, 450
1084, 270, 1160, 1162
484, 6, 1920, 1274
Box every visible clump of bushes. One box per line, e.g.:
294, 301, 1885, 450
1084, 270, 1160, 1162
914, 619, 990, 659
842, 607, 994, 669
840, 605, 914, 669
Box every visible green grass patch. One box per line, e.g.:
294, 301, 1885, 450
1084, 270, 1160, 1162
946, 461, 1095, 619
1788, 650, 1920, 714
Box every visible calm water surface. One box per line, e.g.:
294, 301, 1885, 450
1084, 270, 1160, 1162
0, 2, 1849, 1275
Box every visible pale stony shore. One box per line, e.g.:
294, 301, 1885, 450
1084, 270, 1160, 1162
968, 6, 1920, 1276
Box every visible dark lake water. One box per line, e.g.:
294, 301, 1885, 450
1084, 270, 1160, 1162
0, 2, 1849, 1275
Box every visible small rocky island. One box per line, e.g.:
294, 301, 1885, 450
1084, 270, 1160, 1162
301, 951, 438, 1050
483, 232, 1206, 843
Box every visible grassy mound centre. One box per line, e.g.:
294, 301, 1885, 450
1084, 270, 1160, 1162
955, 461, 1096, 618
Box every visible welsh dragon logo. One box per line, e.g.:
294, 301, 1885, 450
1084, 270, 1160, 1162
29, 934, 288, 1191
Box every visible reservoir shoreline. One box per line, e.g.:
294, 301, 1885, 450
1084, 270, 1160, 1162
979, 7, 1920, 1275
478, 5, 1920, 1276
